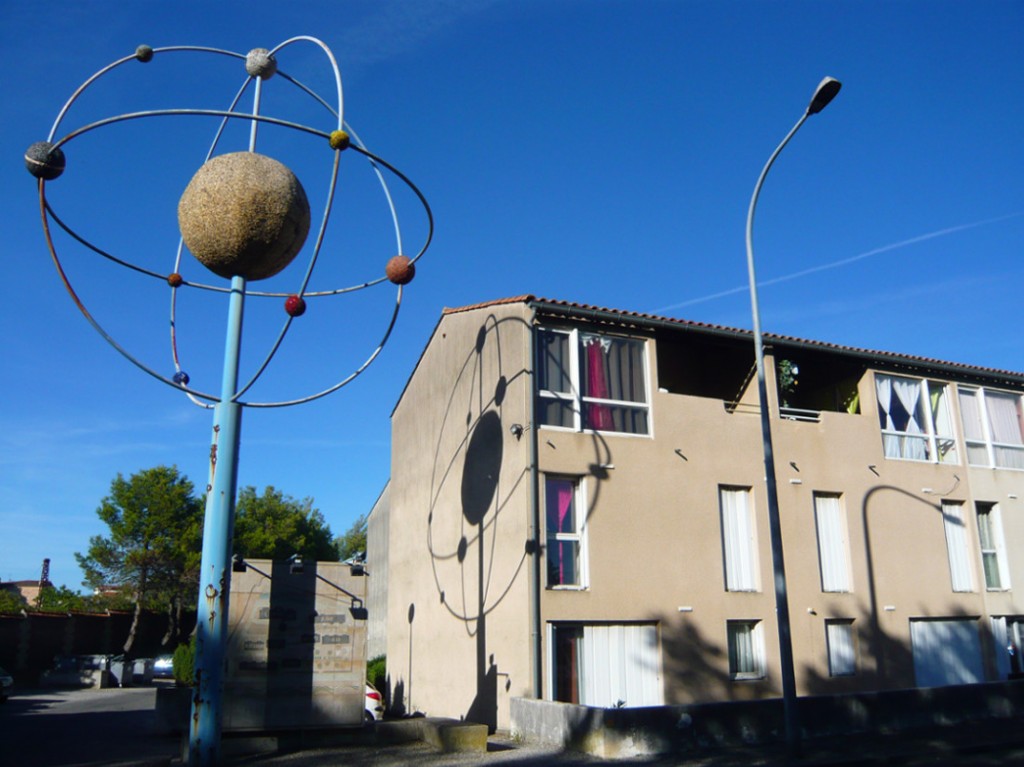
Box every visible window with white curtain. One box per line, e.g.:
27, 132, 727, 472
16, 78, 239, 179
826, 619, 856, 676
550, 622, 663, 707
958, 387, 1024, 470
976, 502, 1010, 591
992, 617, 1024, 678
536, 327, 650, 435
875, 374, 957, 463
727, 620, 765, 679
719, 486, 759, 592
942, 501, 975, 593
814, 493, 851, 593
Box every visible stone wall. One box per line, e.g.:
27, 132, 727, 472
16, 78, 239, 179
511, 681, 1024, 759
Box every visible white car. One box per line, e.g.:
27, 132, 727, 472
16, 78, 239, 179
365, 683, 384, 721
153, 655, 175, 679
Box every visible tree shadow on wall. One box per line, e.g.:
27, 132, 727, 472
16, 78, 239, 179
659, 615, 743, 704
795, 482, 1014, 730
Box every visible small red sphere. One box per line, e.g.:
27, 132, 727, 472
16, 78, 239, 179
385, 255, 415, 285
285, 294, 306, 317
167, 273, 184, 287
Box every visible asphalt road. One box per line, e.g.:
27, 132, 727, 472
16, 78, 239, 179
5, 683, 1024, 767
0, 683, 180, 767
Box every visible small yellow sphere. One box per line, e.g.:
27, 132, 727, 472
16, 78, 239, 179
329, 130, 350, 151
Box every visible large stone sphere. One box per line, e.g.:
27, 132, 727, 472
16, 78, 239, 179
178, 152, 310, 281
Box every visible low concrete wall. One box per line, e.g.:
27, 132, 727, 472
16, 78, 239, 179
511, 681, 1024, 759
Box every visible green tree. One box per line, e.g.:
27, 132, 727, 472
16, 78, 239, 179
334, 513, 368, 561
75, 466, 203, 655
233, 486, 336, 561
35, 585, 94, 613
0, 589, 26, 614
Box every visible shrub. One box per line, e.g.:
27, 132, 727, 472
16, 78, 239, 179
367, 654, 386, 691
172, 636, 195, 686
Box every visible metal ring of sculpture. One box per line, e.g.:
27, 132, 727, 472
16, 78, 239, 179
25, 37, 433, 409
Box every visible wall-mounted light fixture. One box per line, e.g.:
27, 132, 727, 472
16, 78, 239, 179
510, 422, 536, 440
289, 554, 304, 574
231, 554, 247, 573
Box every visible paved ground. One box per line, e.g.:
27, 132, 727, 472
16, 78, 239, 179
4, 684, 1024, 766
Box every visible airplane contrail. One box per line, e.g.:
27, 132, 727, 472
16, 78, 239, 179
654, 210, 1024, 313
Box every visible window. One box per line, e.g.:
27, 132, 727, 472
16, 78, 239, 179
727, 620, 765, 679
545, 476, 586, 588
720, 486, 759, 592
991, 617, 1024, 677
826, 619, 856, 676
875, 374, 957, 463
550, 623, 662, 707
941, 501, 974, 593
813, 493, 851, 593
958, 387, 1024, 470
536, 328, 649, 435
976, 503, 1010, 591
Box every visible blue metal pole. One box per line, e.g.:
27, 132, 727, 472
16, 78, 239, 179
189, 275, 246, 766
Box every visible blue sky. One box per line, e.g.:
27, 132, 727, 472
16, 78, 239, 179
2, 1, 1022, 589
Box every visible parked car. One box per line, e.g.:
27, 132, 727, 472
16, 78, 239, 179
365, 683, 384, 721
0, 666, 13, 701
153, 654, 174, 679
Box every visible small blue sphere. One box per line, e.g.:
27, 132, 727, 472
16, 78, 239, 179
173, 370, 190, 385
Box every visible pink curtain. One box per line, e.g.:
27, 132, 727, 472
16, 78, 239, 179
585, 339, 614, 430
547, 481, 574, 584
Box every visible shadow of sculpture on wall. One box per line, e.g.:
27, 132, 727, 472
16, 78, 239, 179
421, 313, 616, 728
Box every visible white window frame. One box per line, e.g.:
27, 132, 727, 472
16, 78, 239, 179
727, 620, 766, 680
941, 501, 975, 593
813, 492, 852, 593
976, 502, 1011, 591
875, 373, 958, 464
825, 619, 857, 677
719, 486, 759, 592
535, 327, 651, 436
958, 386, 1024, 470
544, 475, 588, 590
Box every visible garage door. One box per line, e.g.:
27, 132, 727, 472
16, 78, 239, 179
909, 618, 984, 687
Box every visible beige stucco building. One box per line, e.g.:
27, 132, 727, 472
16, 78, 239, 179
384, 295, 1024, 731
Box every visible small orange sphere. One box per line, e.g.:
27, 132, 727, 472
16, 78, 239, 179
167, 272, 184, 287
385, 255, 415, 285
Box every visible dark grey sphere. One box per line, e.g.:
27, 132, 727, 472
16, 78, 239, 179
25, 141, 66, 180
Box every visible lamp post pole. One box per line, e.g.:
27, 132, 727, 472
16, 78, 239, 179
745, 76, 841, 757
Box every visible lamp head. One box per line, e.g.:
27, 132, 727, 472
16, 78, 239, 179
807, 77, 842, 115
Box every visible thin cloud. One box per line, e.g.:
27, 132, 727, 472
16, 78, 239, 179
654, 211, 1024, 313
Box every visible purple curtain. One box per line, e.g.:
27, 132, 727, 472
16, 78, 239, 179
547, 480, 574, 584
585, 339, 614, 430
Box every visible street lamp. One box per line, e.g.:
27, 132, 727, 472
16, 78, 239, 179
744, 76, 841, 755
